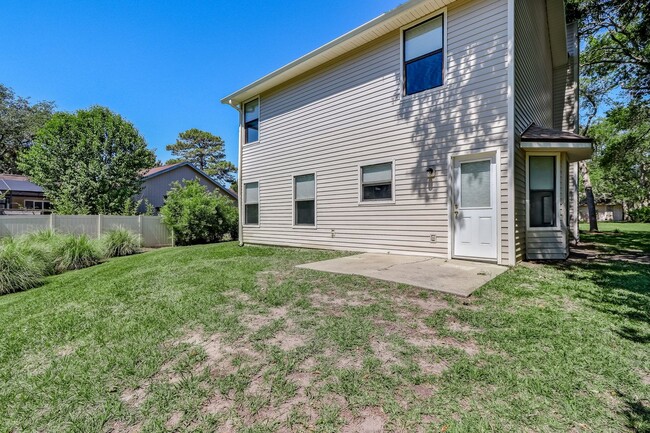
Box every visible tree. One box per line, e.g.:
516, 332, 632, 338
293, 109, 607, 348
589, 104, 650, 211
0, 84, 55, 173
565, 0, 650, 231
165, 128, 237, 184
568, 0, 650, 102
18, 106, 156, 215
160, 179, 238, 245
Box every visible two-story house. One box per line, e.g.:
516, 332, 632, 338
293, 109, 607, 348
221, 0, 592, 266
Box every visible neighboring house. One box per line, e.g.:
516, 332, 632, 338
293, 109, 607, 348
579, 200, 624, 222
139, 162, 237, 213
221, 0, 592, 264
0, 174, 51, 212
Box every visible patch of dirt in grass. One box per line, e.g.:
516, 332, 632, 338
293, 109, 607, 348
370, 339, 400, 365
336, 353, 365, 370
120, 387, 147, 407
268, 329, 308, 351
392, 294, 450, 314
243, 306, 289, 332
55, 344, 77, 357
165, 411, 182, 429
446, 316, 481, 333
341, 406, 388, 433
104, 420, 142, 433
412, 384, 437, 398
309, 291, 376, 311
202, 390, 234, 414
417, 357, 448, 375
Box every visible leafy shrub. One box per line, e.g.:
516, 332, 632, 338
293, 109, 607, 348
0, 239, 45, 294
53, 234, 101, 272
629, 206, 650, 223
160, 180, 238, 245
102, 227, 141, 258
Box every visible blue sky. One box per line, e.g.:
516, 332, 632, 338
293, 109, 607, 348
1, 0, 404, 168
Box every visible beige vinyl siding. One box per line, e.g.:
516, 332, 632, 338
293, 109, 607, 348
241, 0, 510, 261
513, 0, 565, 260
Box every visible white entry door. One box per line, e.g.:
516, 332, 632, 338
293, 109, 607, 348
452, 154, 498, 260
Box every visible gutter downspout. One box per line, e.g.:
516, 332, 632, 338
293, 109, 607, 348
227, 99, 245, 247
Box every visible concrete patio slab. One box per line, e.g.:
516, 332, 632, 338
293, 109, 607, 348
296, 253, 508, 297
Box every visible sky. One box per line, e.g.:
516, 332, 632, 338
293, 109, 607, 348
1, 0, 405, 169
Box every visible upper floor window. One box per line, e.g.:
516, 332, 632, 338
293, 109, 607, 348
244, 182, 259, 225
361, 162, 393, 201
244, 99, 259, 143
403, 14, 444, 96
529, 156, 556, 227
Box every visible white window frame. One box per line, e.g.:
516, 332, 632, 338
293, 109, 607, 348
292, 172, 317, 228
358, 160, 396, 205
400, 9, 448, 99
242, 96, 261, 145
526, 152, 561, 231
243, 181, 260, 227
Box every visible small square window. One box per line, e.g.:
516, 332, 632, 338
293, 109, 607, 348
361, 163, 393, 202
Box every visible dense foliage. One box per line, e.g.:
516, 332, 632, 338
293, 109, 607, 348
166, 128, 237, 184
18, 106, 156, 215
160, 180, 238, 245
0, 84, 55, 174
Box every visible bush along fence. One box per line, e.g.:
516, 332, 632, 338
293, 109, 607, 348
0, 215, 173, 247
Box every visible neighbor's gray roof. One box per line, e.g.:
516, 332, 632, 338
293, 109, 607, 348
521, 124, 592, 143
0, 174, 44, 193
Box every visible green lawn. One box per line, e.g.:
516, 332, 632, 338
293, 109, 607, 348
579, 222, 650, 254
1, 233, 648, 432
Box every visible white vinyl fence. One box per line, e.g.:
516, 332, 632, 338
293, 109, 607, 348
0, 215, 173, 247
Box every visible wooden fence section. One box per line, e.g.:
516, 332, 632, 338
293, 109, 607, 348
0, 215, 173, 247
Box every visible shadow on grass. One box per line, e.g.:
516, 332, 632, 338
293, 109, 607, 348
618, 391, 650, 433
580, 229, 650, 254
558, 260, 649, 329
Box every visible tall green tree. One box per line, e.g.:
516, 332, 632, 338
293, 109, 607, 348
589, 104, 650, 210
19, 106, 156, 215
165, 128, 237, 184
566, 0, 650, 230
0, 84, 55, 173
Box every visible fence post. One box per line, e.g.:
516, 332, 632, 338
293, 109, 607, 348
97, 214, 102, 239
138, 215, 143, 247
49, 213, 54, 230
171, 227, 175, 248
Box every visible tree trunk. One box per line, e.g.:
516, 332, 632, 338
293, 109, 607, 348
579, 161, 599, 232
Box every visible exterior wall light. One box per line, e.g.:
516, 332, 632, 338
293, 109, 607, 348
426, 167, 435, 179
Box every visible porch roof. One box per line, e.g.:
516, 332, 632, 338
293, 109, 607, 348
520, 124, 593, 162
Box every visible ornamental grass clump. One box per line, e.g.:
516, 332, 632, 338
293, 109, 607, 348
53, 234, 101, 272
0, 239, 45, 294
102, 227, 141, 258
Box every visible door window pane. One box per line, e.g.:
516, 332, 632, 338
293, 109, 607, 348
460, 160, 491, 208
